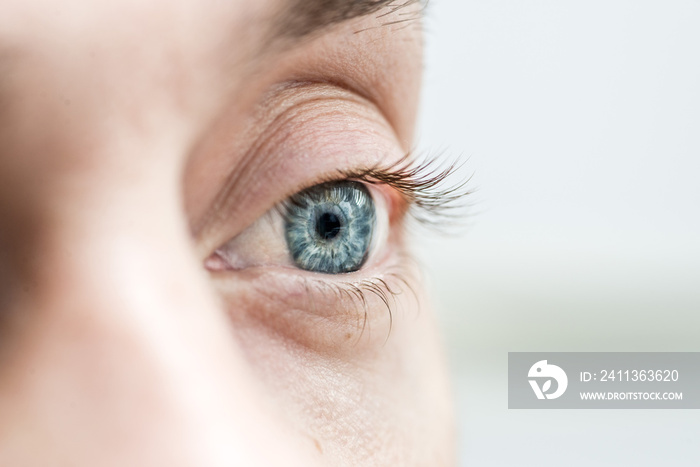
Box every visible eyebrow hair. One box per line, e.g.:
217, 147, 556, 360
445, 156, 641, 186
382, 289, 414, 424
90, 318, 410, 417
278, 0, 423, 39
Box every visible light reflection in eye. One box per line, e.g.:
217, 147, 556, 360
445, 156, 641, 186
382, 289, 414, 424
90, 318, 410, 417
284, 181, 375, 274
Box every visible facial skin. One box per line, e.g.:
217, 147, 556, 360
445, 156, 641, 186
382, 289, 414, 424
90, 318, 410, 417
0, 0, 454, 465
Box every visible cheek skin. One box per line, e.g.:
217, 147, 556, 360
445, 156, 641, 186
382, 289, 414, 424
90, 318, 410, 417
213, 261, 455, 465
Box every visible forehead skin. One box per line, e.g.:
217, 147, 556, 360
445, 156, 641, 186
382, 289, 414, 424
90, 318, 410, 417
0, 0, 421, 163
0, 0, 453, 466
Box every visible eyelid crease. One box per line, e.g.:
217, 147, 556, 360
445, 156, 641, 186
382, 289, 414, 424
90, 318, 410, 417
196, 83, 393, 243
266, 78, 408, 153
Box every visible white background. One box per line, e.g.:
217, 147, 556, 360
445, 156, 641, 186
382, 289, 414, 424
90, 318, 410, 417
416, 1, 700, 465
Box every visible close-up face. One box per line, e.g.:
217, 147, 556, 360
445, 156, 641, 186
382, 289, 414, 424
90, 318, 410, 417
0, 0, 456, 465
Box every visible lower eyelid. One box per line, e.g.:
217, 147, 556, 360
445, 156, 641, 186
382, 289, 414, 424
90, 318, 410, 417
210, 246, 416, 351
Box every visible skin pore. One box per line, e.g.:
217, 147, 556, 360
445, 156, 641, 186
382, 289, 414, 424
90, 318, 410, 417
0, 0, 455, 465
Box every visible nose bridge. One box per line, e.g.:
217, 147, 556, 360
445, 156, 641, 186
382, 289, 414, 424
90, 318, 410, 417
0, 168, 309, 465
4, 157, 204, 339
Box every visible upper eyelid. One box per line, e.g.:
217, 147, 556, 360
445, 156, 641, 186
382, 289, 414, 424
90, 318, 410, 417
255, 81, 386, 136
201, 87, 392, 217
192, 85, 462, 256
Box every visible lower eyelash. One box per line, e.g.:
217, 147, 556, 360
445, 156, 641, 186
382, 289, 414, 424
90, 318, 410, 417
305, 250, 420, 343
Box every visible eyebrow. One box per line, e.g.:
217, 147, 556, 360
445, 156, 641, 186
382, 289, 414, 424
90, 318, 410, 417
276, 0, 423, 39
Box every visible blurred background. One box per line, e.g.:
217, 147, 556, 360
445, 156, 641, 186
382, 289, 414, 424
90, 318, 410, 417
414, 1, 700, 465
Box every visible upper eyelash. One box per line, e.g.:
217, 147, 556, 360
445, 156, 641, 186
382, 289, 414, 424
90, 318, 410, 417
275, 151, 473, 232
338, 151, 474, 230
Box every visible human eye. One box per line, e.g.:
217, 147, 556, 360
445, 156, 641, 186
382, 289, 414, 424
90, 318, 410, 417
207, 179, 388, 275
194, 83, 470, 352
207, 150, 467, 302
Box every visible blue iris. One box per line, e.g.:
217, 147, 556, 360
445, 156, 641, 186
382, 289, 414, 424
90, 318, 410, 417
284, 181, 375, 274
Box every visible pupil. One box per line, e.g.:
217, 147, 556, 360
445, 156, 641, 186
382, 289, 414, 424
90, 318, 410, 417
316, 212, 342, 240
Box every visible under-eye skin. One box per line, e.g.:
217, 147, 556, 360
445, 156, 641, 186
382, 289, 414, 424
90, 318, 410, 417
284, 181, 375, 274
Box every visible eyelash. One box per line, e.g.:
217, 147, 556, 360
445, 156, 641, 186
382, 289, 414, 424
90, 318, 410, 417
290, 151, 473, 338
338, 151, 473, 229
